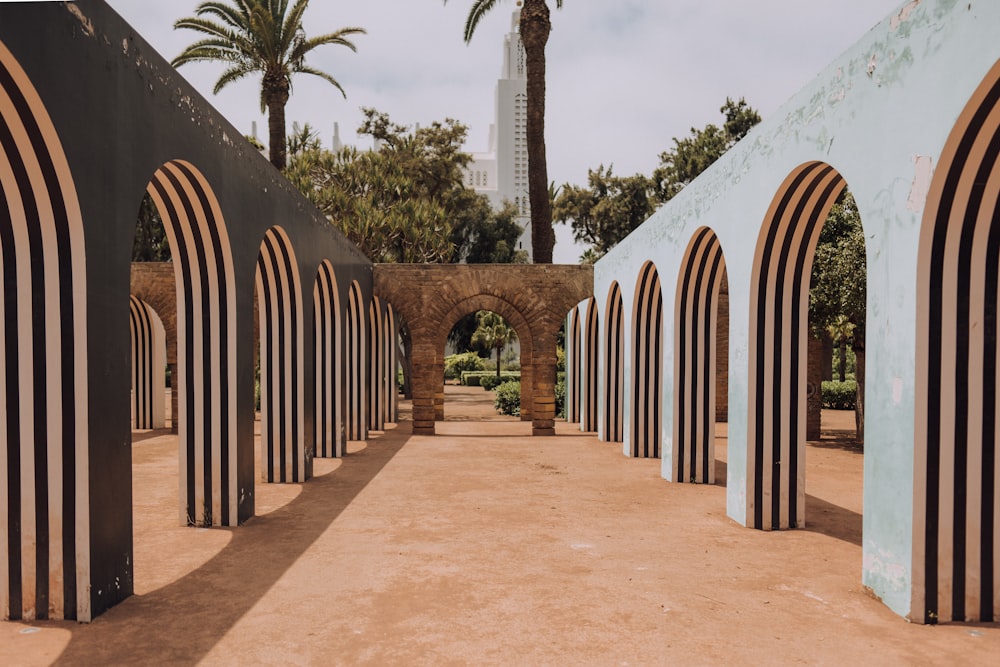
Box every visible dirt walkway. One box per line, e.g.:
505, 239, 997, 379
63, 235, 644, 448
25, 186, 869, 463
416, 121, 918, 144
2, 386, 997, 665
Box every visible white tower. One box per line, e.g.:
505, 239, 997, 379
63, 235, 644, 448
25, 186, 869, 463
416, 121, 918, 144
465, 8, 532, 260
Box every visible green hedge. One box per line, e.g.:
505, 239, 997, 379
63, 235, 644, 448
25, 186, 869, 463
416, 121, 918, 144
555, 377, 566, 419
461, 370, 520, 387
494, 380, 521, 416
445, 352, 486, 380
822, 380, 857, 410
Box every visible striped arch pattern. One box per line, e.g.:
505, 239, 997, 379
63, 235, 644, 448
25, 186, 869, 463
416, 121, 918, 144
580, 297, 599, 433
672, 228, 726, 484
148, 160, 237, 527
748, 162, 845, 530
602, 282, 624, 443
0, 40, 91, 621
346, 281, 367, 441
566, 306, 581, 423
368, 297, 384, 432
255, 227, 305, 484
630, 262, 663, 458
383, 304, 398, 425
313, 260, 343, 458
914, 60, 1000, 624
129, 296, 166, 430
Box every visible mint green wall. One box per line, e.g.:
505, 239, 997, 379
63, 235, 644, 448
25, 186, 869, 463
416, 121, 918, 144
593, 0, 1000, 618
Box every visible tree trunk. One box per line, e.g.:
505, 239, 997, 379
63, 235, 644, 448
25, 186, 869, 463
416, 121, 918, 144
838, 338, 847, 382
520, 1, 554, 264
496, 342, 503, 378
264, 74, 290, 170
854, 345, 865, 446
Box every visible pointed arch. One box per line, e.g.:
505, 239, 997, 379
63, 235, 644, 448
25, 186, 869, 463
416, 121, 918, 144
255, 226, 305, 483
914, 58, 1000, 623
566, 306, 581, 423
672, 228, 727, 484
0, 38, 90, 621
581, 297, 599, 433
129, 296, 166, 430
602, 281, 624, 443
630, 262, 663, 458
748, 162, 845, 530
346, 280, 367, 441
313, 260, 343, 458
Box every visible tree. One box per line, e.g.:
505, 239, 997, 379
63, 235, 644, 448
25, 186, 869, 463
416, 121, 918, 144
553, 165, 657, 263
132, 192, 171, 262
654, 97, 761, 203
172, 0, 365, 170
809, 190, 867, 441
554, 98, 761, 261
285, 109, 526, 264
470, 311, 518, 378
445, 0, 563, 263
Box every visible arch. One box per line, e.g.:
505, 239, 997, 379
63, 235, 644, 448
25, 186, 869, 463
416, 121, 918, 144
630, 262, 663, 458
566, 306, 581, 423
368, 296, 384, 432
748, 162, 846, 530
602, 281, 624, 443
0, 38, 90, 621
914, 58, 1000, 623
129, 296, 166, 430
672, 228, 727, 484
346, 280, 367, 441
581, 297, 599, 433
147, 159, 238, 527
434, 293, 535, 422
313, 260, 343, 458
255, 227, 305, 483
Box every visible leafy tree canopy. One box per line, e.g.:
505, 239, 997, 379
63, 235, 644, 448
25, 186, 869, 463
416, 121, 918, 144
553, 165, 657, 264
653, 97, 761, 203
554, 97, 761, 262
284, 108, 524, 264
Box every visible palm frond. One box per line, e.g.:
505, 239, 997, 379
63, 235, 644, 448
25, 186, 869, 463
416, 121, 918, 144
213, 62, 257, 93
463, 0, 499, 42
295, 65, 346, 97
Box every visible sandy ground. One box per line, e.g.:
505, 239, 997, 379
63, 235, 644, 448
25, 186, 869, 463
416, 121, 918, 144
2, 385, 998, 665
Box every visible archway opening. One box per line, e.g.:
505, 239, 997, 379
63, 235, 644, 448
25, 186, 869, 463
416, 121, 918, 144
748, 163, 866, 553
914, 58, 1000, 623
602, 282, 625, 443
630, 262, 663, 458
254, 226, 305, 484
672, 228, 729, 485
128, 162, 239, 615
564, 298, 600, 433
443, 309, 524, 423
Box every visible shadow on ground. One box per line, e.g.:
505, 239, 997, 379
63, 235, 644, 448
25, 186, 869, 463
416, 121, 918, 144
52, 425, 412, 665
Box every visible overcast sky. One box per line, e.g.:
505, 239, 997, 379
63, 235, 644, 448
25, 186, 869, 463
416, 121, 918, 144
106, 0, 905, 262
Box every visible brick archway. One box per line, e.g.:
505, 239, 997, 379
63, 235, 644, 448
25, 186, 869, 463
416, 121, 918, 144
374, 264, 593, 435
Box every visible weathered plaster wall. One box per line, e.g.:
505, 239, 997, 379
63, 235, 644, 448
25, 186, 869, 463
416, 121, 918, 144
593, 0, 1000, 618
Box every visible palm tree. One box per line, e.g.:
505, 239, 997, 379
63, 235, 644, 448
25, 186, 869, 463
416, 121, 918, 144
446, 0, 562, 263
470, 311, 518, 378
172, 0, 365, 170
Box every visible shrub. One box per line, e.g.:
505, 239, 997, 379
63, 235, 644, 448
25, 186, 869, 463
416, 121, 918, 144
480, 374, 505, 390
461, 370, 520, 386
822, 380, 857, 410
494, 380, 521, 416
555, 377, 566, 418
444, 352, 485, 380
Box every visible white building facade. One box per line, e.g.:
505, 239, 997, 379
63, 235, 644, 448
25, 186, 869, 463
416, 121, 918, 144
465, 10, 532, 261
